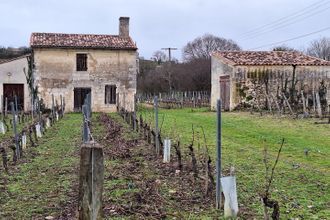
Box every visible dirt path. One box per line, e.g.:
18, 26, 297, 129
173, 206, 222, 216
93, 113, 222, 219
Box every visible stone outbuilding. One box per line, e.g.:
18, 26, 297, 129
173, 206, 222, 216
30, 17, 138, 112
0, 55, 31, 111
211, 51, 330, 111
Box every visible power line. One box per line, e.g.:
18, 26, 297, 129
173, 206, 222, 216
239, 0, 330, 38
248, 26, 330, 50
161, 47, 177, 62
241, 5, 330, 41
240, 0, 328, 37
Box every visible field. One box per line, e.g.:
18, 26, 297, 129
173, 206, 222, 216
0, 109, 329, 219
138, 106, 330, 219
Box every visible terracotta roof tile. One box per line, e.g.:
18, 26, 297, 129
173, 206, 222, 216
213, 51, 330, 66
30, 33, 137, 50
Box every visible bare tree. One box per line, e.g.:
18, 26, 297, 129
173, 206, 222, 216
182, 34, 241, 61
272, 45, 296, 51
0, 46, 31, 59
306, 37, 330, 61
152, 50, 167, 64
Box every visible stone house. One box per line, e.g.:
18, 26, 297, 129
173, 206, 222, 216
30, 17, 138, 112
211, 51, 330, 111
0, 55, 31, 111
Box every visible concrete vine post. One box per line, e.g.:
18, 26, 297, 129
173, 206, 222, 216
216, 99, 222, 210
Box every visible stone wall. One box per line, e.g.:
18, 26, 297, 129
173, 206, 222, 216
211, 56, 330, 111
33, 48, 138, 112
231, 65, 330, 110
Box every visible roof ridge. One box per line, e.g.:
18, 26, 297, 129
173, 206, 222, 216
212, 50, 330, 66
30, 32, 137, 50
32, 32, 120, 37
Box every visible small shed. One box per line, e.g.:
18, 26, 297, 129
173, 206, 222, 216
0, 55, 31, 111
211, 51, 330, 111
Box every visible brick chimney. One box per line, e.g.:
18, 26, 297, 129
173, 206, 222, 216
119, 17, 129, 37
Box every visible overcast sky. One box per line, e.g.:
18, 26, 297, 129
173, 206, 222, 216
0, 0, 329, 60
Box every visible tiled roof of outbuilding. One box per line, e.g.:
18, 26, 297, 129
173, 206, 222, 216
212, 51, 330, 66
30, 33, 137, 50
0, 54, 30, 65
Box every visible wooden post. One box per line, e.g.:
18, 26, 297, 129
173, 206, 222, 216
271, 93, 281, 115
11, 102, 20, 159
87, 93, 92, 118
63, 97, 66, 113
0, 95, 2, 119
78, 142, 104, 220
301, 91, 307, 116
0, 144, 8, 173
5, 97, 8, 117
316, 92, 322, 118
14, 95, 18, 114
312, 85, 316, 113
216, 99, 222, 209
37, 96, 42, 123
282, 93, 294, 115
31, 93, 34, 120
264, 91, 272, 113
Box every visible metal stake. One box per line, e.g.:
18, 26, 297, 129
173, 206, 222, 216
52, 94, 55, 119
216, 99, 222, 209
154, 96, 160, 155
82, 105, 89, 143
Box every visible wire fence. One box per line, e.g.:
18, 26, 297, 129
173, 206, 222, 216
138, 90, 210, 109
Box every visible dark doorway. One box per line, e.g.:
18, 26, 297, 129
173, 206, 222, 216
3, 84, 24, 111
219, 75, 230, 111
74, 87, 91, 111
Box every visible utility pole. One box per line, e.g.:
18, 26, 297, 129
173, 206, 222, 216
161, 47, 177, 62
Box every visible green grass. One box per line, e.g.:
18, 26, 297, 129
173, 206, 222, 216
0, 110, 328, 219
138, 106, 330, 219
0, 113, 82, 219
0, 115, 32, 141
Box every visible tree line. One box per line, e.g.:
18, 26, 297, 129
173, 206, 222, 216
0, 46, 31, 59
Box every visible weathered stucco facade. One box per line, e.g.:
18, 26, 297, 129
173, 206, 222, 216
0, 55, 31, 111
33, 48, 137, 112
211, 51, 330, 111
31, 17, 138, 112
